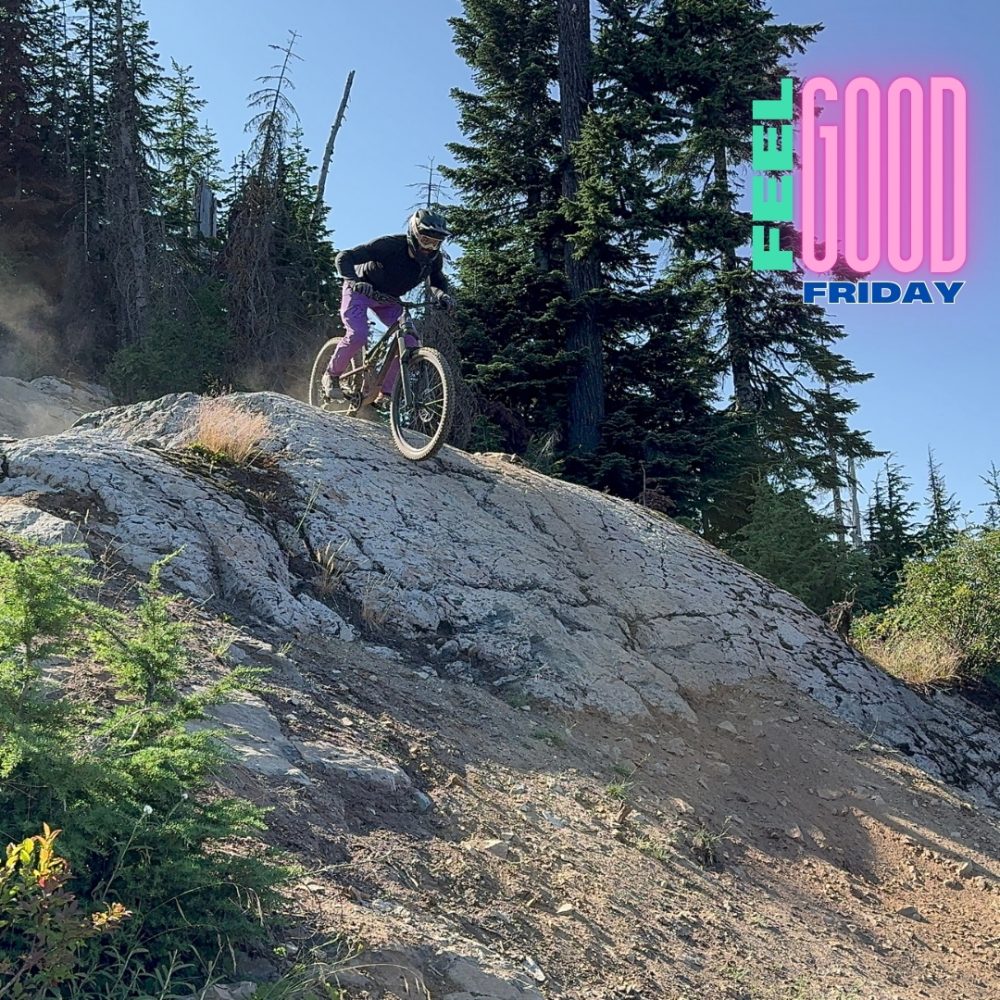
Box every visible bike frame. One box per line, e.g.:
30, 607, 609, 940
338, 297, 423, 409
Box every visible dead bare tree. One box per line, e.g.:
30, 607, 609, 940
221, 31, 300, 364
314, 69, 355, 224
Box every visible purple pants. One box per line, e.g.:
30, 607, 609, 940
327, 284, 419, 395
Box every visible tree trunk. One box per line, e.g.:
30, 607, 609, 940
848, 454, 864, 549
829, 443, 847, 544
714, 147, 757, 414
558, 0, 603, 454
106, 3, 150, 344
314, 69, 355, 223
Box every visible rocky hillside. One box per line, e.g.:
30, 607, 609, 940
0, 375, 111, 439
1, 391, 998, 999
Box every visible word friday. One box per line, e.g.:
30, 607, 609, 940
803, 280, 965, 305
752, 75, 968, 275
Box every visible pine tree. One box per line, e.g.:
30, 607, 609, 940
981, 463, 1000, 531
921, 448, 962, 555
275, 125, 337, 323
444, 0, 572, 450
66, 0, 116, 257
865, 459, 920, 608
609, 0, 877, 508
557, 0, 604, 454
220, 34, 337, 376
101, 0, 161, 345
569, 0, 753, 519
0, 0, 43, 200
730, 480, 874, 615
156, 60, 220, 245
446, 0, 733, 513
58, 0, 163, 352
34, 0, 73, 177
220, 32, 300, 363
0, 0, 69, 200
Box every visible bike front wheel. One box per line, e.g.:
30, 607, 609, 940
308, 337, 364, 412
389, 347, 455, 461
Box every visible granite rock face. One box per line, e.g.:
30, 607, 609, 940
0, 376, 111, 439
1, 391, 997, 807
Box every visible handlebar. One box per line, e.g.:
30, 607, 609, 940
345, 281, 438, 311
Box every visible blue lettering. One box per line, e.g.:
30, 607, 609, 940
803, 282, 828, 304
829, 282, 856, 304
902, 282, 934, 304
934, 280, 965, 304
800, 280, 967, 305
873, 282, 902, 303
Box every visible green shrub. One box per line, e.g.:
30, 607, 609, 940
0, 540, 288, 994
106, 281, 232, 403
853, 531, 1000, 680
728, 482, 876, 615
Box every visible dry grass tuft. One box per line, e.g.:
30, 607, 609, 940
856, 633, 962, 688
314, 540, 352, 597
191, 398, 271, 465
360, 573, 399, 628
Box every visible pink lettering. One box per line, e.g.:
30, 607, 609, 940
801, 77, 840, 272
799, 76, 968, 275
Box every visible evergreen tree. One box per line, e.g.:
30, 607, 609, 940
156, 60, 221, 245
33, 0, 73, 178
0, 0, 50, 197
220, 32, 300, 364
101, 0, 161, 345
275, 125, 337, 324
447, 0, 735, 516
921, 448, 962, 554
444, 0, 569, 450
220, 34, 337, 374
58, 0, 163, 352
602, 0, 876, 526
865, 459, 920, 608
66, 0, 116, 256
557, 0, 604, 454
730, 480, 874, 614
981, 463, 1000, 532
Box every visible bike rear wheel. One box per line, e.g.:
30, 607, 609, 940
308, 337, 365, 412
389, 347, 454, 461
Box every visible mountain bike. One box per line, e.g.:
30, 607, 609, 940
308, 291, 455, 461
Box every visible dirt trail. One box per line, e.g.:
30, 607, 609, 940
215, 628, 1000, 1000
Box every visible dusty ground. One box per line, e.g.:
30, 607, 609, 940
8, 408, 998, 999
189, 618, 1000, 1000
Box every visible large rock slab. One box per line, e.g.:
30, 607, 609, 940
1, 391, 997, 807
0, 376, 111, 438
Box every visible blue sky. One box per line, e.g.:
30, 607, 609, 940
142, 0, 998, 523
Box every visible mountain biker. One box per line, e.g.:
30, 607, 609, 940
322, 209, 453, 407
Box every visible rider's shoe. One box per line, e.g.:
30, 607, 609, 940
321, 371, 344, 402
355, 394, 390, 424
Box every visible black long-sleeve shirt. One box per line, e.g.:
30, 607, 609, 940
335, 235, 449, 298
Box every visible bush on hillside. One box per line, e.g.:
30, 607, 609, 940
0, 540, 287, 995
106, 281, 232, 403
853, 530, 1000, 683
